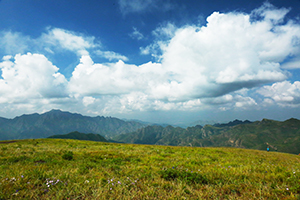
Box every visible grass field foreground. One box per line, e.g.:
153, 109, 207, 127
0, 139, 300, 199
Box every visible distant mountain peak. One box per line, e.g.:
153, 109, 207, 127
42, 109, 84, 118
285, 118, 299, 122
46, 109, 71, 115
48, 109, 63, 113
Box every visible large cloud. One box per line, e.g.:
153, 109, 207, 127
71, 3, 299, 104
156, 5, 299, 99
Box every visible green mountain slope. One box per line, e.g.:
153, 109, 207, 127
0, 109, 145, 140
113, 118, 300, 154
48, 131, 107, 142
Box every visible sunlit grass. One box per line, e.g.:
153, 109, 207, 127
0, 138, 300, 199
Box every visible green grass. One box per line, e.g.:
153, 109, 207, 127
0, 139, 300, 199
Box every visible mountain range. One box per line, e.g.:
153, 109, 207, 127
0, 109, 145, 140
1, 110, 299, 154
112, 118, 300, 154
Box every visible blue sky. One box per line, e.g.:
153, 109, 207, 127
1, 0, 300, 124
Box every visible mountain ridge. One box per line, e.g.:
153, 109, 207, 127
0, 109, 145, 140
113, 118, 300, 154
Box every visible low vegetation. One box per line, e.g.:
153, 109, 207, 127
0, 139, 300, 199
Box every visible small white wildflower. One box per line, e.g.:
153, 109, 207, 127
286, 188, 289, 191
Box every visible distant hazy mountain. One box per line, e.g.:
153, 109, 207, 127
0, 109, 145, 140
48, 131, 108, 142
184, 120, 218, 128
113, 118, 300, 154
122, 119, 171, 128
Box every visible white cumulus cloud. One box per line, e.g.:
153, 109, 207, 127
0, 53, 67, 103
257, 81, 300, 106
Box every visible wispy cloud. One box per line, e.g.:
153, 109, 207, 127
0, 31, 30, 55
41, 28, 98, 56
94, 50, 128, 61
140, 22, 177, 59
129, 27, 144, 40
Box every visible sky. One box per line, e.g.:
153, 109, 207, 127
1, 0, 300, 124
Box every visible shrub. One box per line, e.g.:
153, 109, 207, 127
62, 151, 74, 160
160, 168, 209, 185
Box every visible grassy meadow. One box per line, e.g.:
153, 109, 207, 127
0, 139, 300, 199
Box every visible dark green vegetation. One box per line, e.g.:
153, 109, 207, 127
0, 109, 145, 140
48, 131, 107, 142
0, 139, 300, 199
113, 118, 300, 154
213, 119, 252, 127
